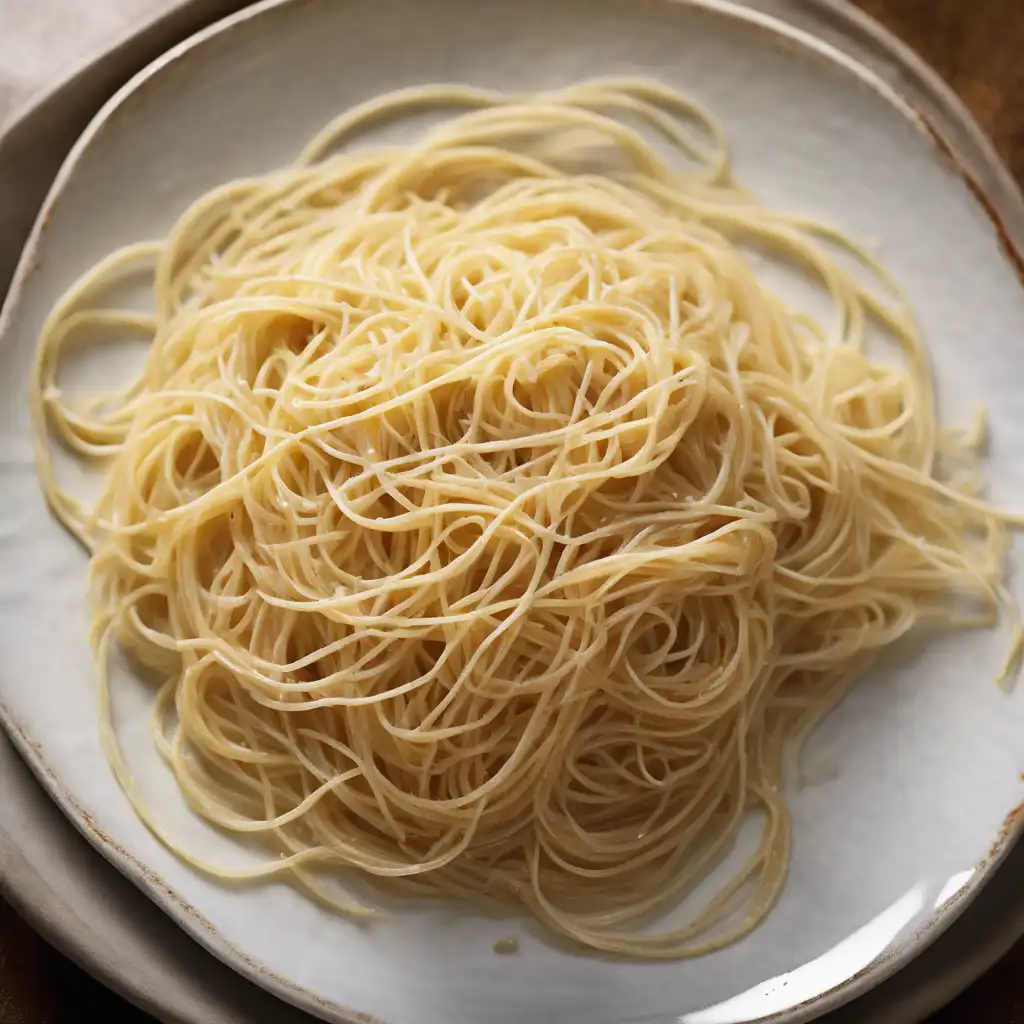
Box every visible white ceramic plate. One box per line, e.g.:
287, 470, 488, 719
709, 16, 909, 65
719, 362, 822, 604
2, 1, 1024, 1022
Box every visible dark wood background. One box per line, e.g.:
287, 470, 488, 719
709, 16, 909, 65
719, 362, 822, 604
1, 0, 1022, 1021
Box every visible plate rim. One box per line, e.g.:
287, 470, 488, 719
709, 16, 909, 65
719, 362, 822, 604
1, 1, 1023, 1022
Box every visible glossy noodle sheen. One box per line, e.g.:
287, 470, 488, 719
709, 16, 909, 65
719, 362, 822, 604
32, 79, 1022, 959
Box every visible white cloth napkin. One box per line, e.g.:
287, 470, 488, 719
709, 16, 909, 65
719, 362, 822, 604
0, 0, 174, 129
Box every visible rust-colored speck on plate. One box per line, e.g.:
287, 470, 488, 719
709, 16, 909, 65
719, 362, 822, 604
918, 114, 1024, 288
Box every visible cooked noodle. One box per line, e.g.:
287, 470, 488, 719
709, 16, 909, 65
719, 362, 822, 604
31, 79, 1021, 958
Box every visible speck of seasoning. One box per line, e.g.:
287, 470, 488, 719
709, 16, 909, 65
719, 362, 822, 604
492, 936, 519, 955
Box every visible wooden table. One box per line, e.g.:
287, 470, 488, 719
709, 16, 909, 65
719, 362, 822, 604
0, 0, 1022, 1021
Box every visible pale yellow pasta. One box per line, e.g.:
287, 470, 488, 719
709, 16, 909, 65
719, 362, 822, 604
31, 79, 1021, 959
